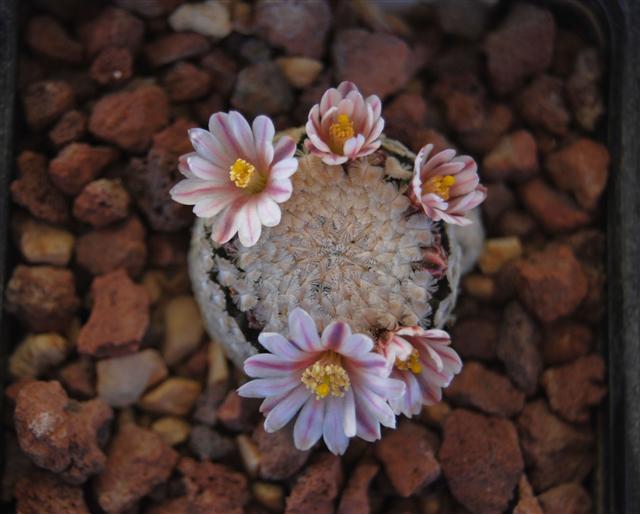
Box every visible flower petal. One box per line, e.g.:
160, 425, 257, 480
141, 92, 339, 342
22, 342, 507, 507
264, 385, 310, 432
187, 154, 229, 181
321, 321, 351, 351
209, 197, 246, 244
244, 354, 306, 378
273, 135, 297, 162
189, 128, 233, 170
258, 332, 307, 360
265, 178, 293, 203
288, 308, 322, 352
229, 111, 258, 164
293, 397, 325, 450
337, 333, 373, 357
237, 375, 299, 398
323, 395, 350, 455
270, 157, 298, 180
252, 115, 275, 171
343, 387, 356, 437
256, 196, 282, 227
237, 200, 263, 247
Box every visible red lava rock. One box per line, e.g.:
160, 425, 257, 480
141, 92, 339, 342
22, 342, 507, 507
254, 423, 311, 480
75, 216, 147, 277
193, 383, 229, 426
49, 143, 118, 196
546, 138, 610, 210
22, 80, 75, 130
149, 233, 188, 268
73, 178, 131, 227
11, 151, 69, 224
48, 110, 87, 147
445, 361, 525, 416
519, 178, 590, 233
484, 3, 556, 94
542, 354, 606, 423
78, 7, 145, 57
538, 483, 592, 514
115, 0, 185, 18
374, 421, 441, 497
515, 244, 588, 323
216, 390, 259, 432
518, 75, 571, 136
231, 61, 294, 117
285, 453, 343, 514
96, 422, 178, 514
5, 265, 79, 332
333, 29, 412, 98
514, 475, 544, 514
482, 182, 516, 226
459, 103, 514, 154
162, 62, 212, 102
90, 47, 134, 86
77, 269, 150, 357
144, 32, 211, 68
254, 0, 331, 59
451, 316, 498, 361
440, 409, 524, 514
15, 470, 90, 514
59, 359, 96, 399
151, 117, 196, 155
497, 302, 543, 396
384, 93, 428, 144
542, 321, 593, 365
26, 16, 83, 64
14, 380, 112, 484
89, 84, 169, 153
189, 424, 234, 461
336, 460, 379, 514
517, 400, 594, 492
498, 209, 538, 238
567, 48, 604, 131
199, 49, 238, 96
482, 130, 539, 182
409, 128, 452, 155
431, 72, 487, 135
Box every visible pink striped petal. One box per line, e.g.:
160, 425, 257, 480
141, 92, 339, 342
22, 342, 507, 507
337, 81, 358, 96
237, 375, 299, 398
244, 354, 305, 378
343, 134, 365, 158
337, 333, 373, 357
264, 385, 310, 432
193, 190, 239, 218
209, 112, 244, 159
237, 200, 262, 247
270, 157, 298, 180
320, 88, 342, 112
170, 180, 235, 205
252, 115, 275, 171
321, 321, 351, 351
357, 386, 396, 428
187, 154, 229, 181
265, 178, 293, 203
293, 397, 325, 450
354, 389, 381, 442
323, 395, 350, 455
347, 353, 388, 373
209, 197, 246, 244
343, 387, 356, 437
229, 111, 257, 164
258, 332, 307, 361
273, 135, 297, 162
189, 128, 233, 169
256, 196, 282, 227
288, 307, 321, 352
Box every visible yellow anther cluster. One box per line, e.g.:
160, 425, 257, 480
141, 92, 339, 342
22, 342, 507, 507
328, 114, 355, 154
395, 349, 423, 374
422, 175, 456, 201
230, 158, 256, 188
301, 352, 351, 400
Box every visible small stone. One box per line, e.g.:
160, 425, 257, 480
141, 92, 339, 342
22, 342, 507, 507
542, 354, 606, 423
567, 48, 604, 131
542, 322, 593, 365
162, 295, 204, 365
77, 269, 150, 357
9, 333, 69, 379
237, 433, 261, 476
498, 209, 537, 238
285, 453, 343, 514
199, 49, 238, 96
461, 273, 496, 301
162, 62, 211, 103
90, 47, 134, 86
546, 138, 610, 210
517, 400, 594, 491
15, 470, 90, 514
478, 237, 523, 275
445, 361, 525, 416
518, 75, 571, 135
49, 110, 87, 147
22, 80, 75, 130
516, 244, 588, 323
482, 130, 538, 182
440, 409, 524, 514
451, 317, 498, 362
193, 383, 228, 426
538, 483, 592, 514
519, 178, 590, 233
15, 381, 113, 484
217, 390, 259, 432
78, 7, 145, 57
276, 57, 323, 89
151, 416, 191, 446
115, 0, 185, 18
482, 182, 516, 226
97, 349, 168, 407
254, 0, 331, 58
336, 460, 379, 514
484, 3, 556, 94
384, 93, 428, 146
254, 481, 285, 512
231, 61, 294, 117
431, 72, 487, 135
89, 84, 169, 153
420, 402, 452, 429
144, 32, 210, 68
13, 215, 75, 266
58, 359, 96, 398
49, 143, 118, 196
5, 265, 79, 332
254, 423, 310, 480
168, 1, 232, 38
189, 424, 234, 460
459, 102, 514, 154
333, 29, 411, 98
148, 233, 188, 268
26, 16, 83, 64
73, 178, 131, 227
139, 377, 202, 416
96, 423, 178, 514
374, 421, 440, 497
514, 475, 544, 514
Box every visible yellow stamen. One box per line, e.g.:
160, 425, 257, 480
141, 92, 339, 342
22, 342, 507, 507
230, 158, 256, 188
395, 349, 422, 374
328, 114, 355, 154
422, 175, 456, 201
301, 351, 350, 400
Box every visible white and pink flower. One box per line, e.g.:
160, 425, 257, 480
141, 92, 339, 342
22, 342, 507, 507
378, 326, 462, 418
237, 308, 405, 455
305, 81, 384, 165
170, 111, 298, 247
410, 144, 487, 226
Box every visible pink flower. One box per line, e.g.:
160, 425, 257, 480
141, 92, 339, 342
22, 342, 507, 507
410, 144, 487, 226
305, 81, 384, 165
237, 308, 405, 455
378, 326, 462, 418
170, 111, 298, 247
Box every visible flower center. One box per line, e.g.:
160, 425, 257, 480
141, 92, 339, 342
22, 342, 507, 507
229, 158, 267, 194
395, 349, 422, 374
422, 175, 456, 201
328, 114, 355, 154
301, 351, 350, 399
